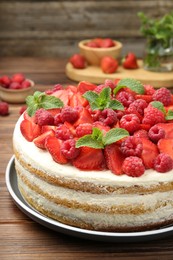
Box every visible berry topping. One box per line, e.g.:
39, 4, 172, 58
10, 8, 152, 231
128, 99, 148, 116
148, 125, 165, 143
0, 102, 9, 116
120, 136, 143, 157
133, 129, 149, 139
144, 84, 155, 95
60, 106, 79, 123
154, 153, 173, 173
35, 108, 54, 126
122, 156, 145, 177
55, 124, 73, 140
61, 139, 80, 159
116, 91, 135, 107
152, 87, 172, 106
98, 108, 118, 126
120, 114, 140, 134
142, 104, 165, 126
76, 123, 93, 137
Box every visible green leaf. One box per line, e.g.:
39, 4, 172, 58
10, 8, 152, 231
166, 109, 173, 120
102, 128, 129, 146
107, 99, 124, 110
91, 127, 103, 141
114, 78, 145, 95
76, 135, 104, 149
83, 91, 98, 104
26, 91, 64, 117
150, 101, 166, 114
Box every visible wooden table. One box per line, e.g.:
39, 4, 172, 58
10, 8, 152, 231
1, 57, 173, 260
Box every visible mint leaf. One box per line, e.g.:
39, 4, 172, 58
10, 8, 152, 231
166, 109, 173, 120
102, 128, 129, 146
150, 101, 166, 114
26, 91, 64, 117
83, 87, 124, 111
76, 135, 104, 149
114, 78, 145, 95
91, 127, 103, 141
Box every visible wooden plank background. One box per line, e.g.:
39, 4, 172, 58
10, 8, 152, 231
0, 0, 173, 58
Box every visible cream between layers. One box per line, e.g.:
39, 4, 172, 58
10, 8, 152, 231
13, 115, 173, 231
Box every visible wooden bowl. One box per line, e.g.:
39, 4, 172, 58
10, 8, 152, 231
0, 80, 35, 103
78, 39, 123, 66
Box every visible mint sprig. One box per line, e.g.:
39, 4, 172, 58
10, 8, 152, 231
76, 127, 129, 149
113, 78, 145, 95
26, 91, 64, 117
83, 87, 124, 111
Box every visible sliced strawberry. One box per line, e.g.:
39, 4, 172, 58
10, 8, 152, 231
63, 121, 76, 136
139, 123, 151, 131
104, 143, 125, 175
34, 130, 55, 149
135, 94, 153, 103
69, 92, 89, 107
72, 147, 105, 170
20, 119, 41, 142
77, 81, 97, 94
45, 136, 68, 164
51, 89, 73, 106
156, 123, 173, 139
66, 85, 78, 93
47, 108, 61, 116
73, 107, 93, 127
158, 138, 173, 160
93, 121, 110, 135
41, 125, 57, 133
140, 138, 159, 169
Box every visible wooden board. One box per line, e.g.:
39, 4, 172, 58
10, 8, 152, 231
66, 60, 173, 88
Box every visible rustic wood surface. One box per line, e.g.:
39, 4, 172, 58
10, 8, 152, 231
1, 57, 173, 260
0, 0, 173, 57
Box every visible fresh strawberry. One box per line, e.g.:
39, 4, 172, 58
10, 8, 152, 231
85, 41, 99, 48
41, 125, 57, 133
50, 89, 72, 106
157, 138, 173, 160
19, 105, 27, 115
93, 121, 110, 134
66, 85, 78, 93
101, 56, 119, 74
20, 119, 41, 142
72, 147, 105, 170
104, 143, 125, 175
21, 80, 31, 88
47, 108, 61, 116
34, 130, 55, 149
45, 136, 68, 164
122, 52, 138, 69
140, 138, 159, 169
100, 38, 115, 48
156, 123, 173, 139
0, 75, 11, 88
70, 54, 86, 69
0, 102, 9, 116
135, 94, 153, 103
11, 73, 25, 84
69, 92, 89, 107
77, 81, 97, 94
73, 107, 93, 127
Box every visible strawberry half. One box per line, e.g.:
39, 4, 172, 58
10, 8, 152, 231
157, 138, 173, 160
45, 136, 68, 164
34, 130, 55, 149
77, 81, 97, 94
72, 147, 105, 170
156, 123, 173, 139
140, 138, 159, 169
20, 119, 41, 142
104, 143, 125, 175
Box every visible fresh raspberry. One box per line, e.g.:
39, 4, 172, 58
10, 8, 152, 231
0, 75, 11, 88
119, 114, 140, 134
154, 153, 173, 173
142, 104, 165, 126
104, 79, 115, 90
9, 82, 21, 89
55, 124, 73, 140
98, 108, 118, 126
61, 139, 80, 159
0, 102, 9, 116
152, 87, 172, 106
54, 113, 62, 126
76, 123, 93, 137
128, 99, 148, 116
122, 156, 145, 177
94, 84, 109, 93
133, 129, 149, 139
60, 106, 79, 123
35, 108, 54, 126
120, 136, 143, 157
144, 84, 155, 95
88, 107, 101, 121
116, 91, 135, 107
45, 84, 63, 95
148, 125, 165, 143
116, 110, 125, 120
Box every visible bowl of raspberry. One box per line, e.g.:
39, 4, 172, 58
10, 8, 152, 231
78, 38, 122, 66
0, 73, 35, 103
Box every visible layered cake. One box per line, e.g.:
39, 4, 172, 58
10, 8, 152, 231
13, 78, 173, 232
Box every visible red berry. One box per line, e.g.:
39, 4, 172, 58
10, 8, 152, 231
101, 56, 119, 74
133, 129, 149, 139
148, 125, 165, 143
0, 101, 9, 116
154, 153, 173, 173
70, 54, 86, 69
11, 73, 25, 84
152, 87, 172, 106
128, 99, 148, 116
60, 106, 79, 123
104, 79, 115, 90
116, 91, 135, 107
98, 108, 118, 126
100, 38, 115, 48
142, 104, 165, 126
21, 80, 31, 88
144, 84, 155, 95
9, 82, 21, 89
61, 139, 80, 159
122, 156, 145, 177
94, 84, 109, 93
55, 124, 73, 140
120, 136, 143, 157
0, 75, 11, 88
119, 114, 140, 134
76, 123, 93, 137
85, 41, 99, 48
35, 108, 54, 126
19, 105, 27, 115
122, 52, 138, 69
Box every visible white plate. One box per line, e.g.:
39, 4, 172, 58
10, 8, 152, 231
5, 156, 173, 242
